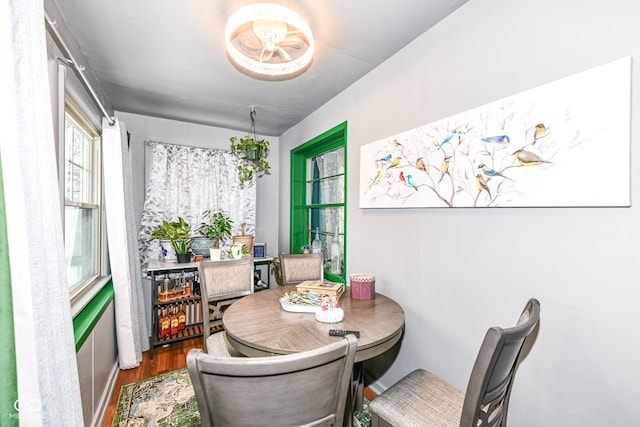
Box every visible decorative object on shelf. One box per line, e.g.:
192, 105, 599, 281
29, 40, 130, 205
209, 248, 222, 261
229, 242, 248, 260
350, 273, 376, 300
150, 217, 193, 262
232, 222, 254, 256
225, 3, 314, 81
197, 210, 233, 250
252, 242, 266, 258
230, 107, 270, 184
159, 240, 176, 261
191, 237, 214, 257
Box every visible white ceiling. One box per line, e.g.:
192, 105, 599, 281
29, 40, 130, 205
53, 0, 469, 136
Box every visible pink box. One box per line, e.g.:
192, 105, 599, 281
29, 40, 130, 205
350, 273, 375, 300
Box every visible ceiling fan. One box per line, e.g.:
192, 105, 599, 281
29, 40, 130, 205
237, 20, 306, 64
225, 3, 315, 80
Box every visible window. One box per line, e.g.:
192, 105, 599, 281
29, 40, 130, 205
290, 122, 346, 282
63, 101, 102, 297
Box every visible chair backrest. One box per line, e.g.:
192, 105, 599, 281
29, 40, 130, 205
460, 298, 540, 427
279, 252, 324, 286
187, 334, 358, 427
198, 258, 254, 344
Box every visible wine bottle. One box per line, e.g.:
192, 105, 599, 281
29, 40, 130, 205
311, 227, 322, 254
170, 305, 179, 337
159, 307, 170, 339
330, 227, 342, 274
178, 303, 186, 331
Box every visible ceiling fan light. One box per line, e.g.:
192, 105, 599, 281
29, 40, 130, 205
225, 3, 314, 81
253, 20, 288, 46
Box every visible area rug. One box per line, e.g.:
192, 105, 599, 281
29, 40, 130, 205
113, 368, 371, 426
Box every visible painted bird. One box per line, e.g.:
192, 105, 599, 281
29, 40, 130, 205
533, 123, 547, 144
475, 174, 491, 198
437, 130, 460, 150
477, 163, 514, 181
513, 149, 550, 166
399, 171, 406, 184
407, 174, 419, 191
378, 154, 392, 162
387, 157, 401, 169
372, 170, 382, 185
437, 156, 451, 184
481, 135, 511, 145
415, 157, 426, 171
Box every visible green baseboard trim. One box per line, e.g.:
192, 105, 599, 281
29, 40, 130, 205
73, 281, 114, 351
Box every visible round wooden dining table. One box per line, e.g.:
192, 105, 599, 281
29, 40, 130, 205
223, 286, 405, 425
223, 286, 405, 363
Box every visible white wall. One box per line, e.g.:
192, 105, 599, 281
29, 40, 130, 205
279, 0, 640, 425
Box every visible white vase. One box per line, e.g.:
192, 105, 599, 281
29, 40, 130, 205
160, 240, 176, 261
209, 248, 222, 261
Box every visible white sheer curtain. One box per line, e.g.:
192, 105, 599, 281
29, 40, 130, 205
103, 118, 149, 369
139, 141, 256, 271
1, 0, 83, 425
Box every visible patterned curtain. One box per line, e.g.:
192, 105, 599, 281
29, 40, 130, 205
138, 141, 256, 271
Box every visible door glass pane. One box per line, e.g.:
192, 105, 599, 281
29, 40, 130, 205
306, 176, 344, 205
306, 147, 344, 180
309, 206, 344, 263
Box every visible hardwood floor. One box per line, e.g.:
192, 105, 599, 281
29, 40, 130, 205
101, 336, 377, 426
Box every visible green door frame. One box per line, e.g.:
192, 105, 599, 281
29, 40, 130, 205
289, 121, 347, 282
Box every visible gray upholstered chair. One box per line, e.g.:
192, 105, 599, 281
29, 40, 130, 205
370, 298, 540, 427
198, 258, 253, 355
187, 334, 358, 427
279, 252, 324, 286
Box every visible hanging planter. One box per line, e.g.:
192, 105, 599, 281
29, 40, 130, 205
230, 107, 271, 184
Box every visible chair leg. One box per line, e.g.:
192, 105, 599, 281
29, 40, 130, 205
370, 412, 394, 427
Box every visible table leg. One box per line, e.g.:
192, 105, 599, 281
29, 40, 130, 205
344, 361, 364, 426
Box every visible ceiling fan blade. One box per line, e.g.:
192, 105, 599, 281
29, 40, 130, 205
276, 47, 292, 61
280, 36, 302, 50
260, 48, 274, 62
238, 33, 263, 54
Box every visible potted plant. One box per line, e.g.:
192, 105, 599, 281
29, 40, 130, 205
230, 135, 271, 184
150, 217, 193, 263
198, 210, 233, 260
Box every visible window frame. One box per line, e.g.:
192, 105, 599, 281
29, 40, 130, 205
290, 121, 347, 283
62, 96, 106, 306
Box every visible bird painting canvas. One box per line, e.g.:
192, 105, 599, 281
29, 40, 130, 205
359, 57, 631, 208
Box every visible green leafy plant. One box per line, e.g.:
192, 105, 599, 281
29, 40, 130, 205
230, 135, 271, 184
150, 217, 193, 254
197, 210, 233, 248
